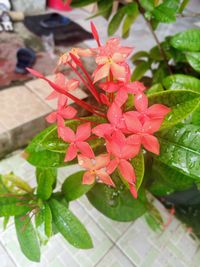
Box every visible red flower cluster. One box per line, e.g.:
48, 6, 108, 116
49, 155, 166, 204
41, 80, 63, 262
28, 23, 170, 198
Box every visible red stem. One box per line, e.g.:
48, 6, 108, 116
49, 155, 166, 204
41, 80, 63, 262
68, 62, 100, 103
43, 77, 106, 118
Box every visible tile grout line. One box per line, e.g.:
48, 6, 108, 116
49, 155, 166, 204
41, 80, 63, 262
0, 241, 18, 267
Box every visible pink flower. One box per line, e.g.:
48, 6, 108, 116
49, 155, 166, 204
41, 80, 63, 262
133, 93, 171, 124
92, 102, 127, 138
124, 112, 163, 155
59, 123, 94, 161
46, 97, 77, 135
92, 38, 133, 83
57, 47, 93, 68
99, 80, 146, 107
78, 154, 115, 186
106, 131, 140, 185
46, 73, 80, 101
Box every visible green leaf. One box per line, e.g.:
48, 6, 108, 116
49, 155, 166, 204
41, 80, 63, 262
15, 215, 41, 262
148, 90, 200, 129
152, 63, 169, 84
122, 3, 139, 38
49, 199, 93, 249
191, 105, 200, 125
35, 208, 45, 228
139, 0, 154, 11
0, 196, 31, 217
170, 29, 200, 52
152, 0, 179, 23
149, 160, 194, 196
145, 213, 161, 231
163, 74, 200, 93
87, 177, 147, 221
132, 152, 145, 190
36, 168, 57, 200
25, 117, 105, 168
131, 61, 150, 81
157, 124, 200, 180
146, 83, 164, 95
108, 6, 126, 36
71, 0, 97, 7
179, 0, 190, 13
3, 216, 10, 230
44, 203, 52, 238
131, 51, 149, 62
62, 171, 94, 201
186, 52, 200, 72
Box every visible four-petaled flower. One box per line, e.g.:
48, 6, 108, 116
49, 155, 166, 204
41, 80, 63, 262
92, 102, 127, 138
78, 154, 115, 186
46, 72, 80, 101
46, 96, 77, 137
59, 123, 94, 161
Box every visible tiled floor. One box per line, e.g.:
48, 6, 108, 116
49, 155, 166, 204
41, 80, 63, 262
0, 151, 200, 267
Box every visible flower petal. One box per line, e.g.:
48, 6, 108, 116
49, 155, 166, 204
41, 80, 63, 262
146, 104, 171, 119
142, 134, 160, 155
93, 63, 110, 83
46, 90, 59, 100
59, 127, 75, 142
60, 106, 77, 119
107, 158, 119, 174
78, 154, 93, 169
115, 88, 128, 107
124, 111, 142, 133
82, 171, 95, 185
76, 122, 91, 141
77, 141, 95, 158
134, 93, 148, 112
46, 112, 57, 123
92, 123, 113, 137
129, 183, 138, 198
118, 159, 136, 184
110, 62, 126, 81
121, 144, 140, 159
94, 154, 110, 170
107, 102, 122, 126
96, 170, 115, 187
64, 143, 77, 161
90, 21, 100, 46
143, 119, 163, 134
66, 79, 80, 90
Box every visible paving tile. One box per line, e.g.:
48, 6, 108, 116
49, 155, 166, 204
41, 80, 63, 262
0, 122, 6, 134
117, 220, 159, 266
77, 195, 132, 243
0, 86, 51, 130
0, 243, 16, 267
25, 75, 88, 110
1, 201, 112, 267
96, 246, 136, 267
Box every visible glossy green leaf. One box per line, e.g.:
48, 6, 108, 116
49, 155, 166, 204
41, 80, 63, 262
186, 52, 200, 72
87, 177, 147, 222
131, 61, 150, 81
26, 117, 105, 168
163, 74, 200, 93
35, 208, 45, 228
62, 171, 94, 201
71, 0, 97, 7
148, 90, 200, 129
3, 216, 10, 230
49, 199, 93, 249
179, 0, 190, 13
148, 160, 194, 196
15, 215, 41, 262
152, 0, 179, 23
122, 3, 139, 38
152, 63, 169, 84
36, 168, 57, 200
146, 83, 164, 95
44, 203, 52, 238
0, 196, 31, 217
132, 152, 145, 190
131, 51, 149, 62
157, 124, 200, 180
170, 29, 200, 52
139, 0, 154, 11
191, 106, 200, 125
108, 6, 126, 36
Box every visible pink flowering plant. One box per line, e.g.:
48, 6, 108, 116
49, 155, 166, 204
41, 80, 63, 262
1, 23, 200, 262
